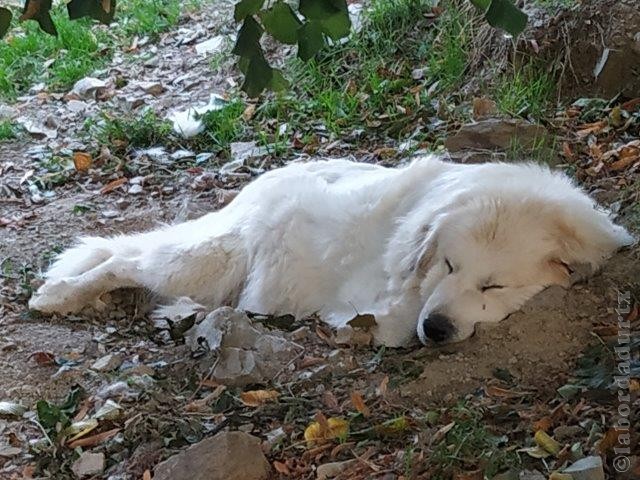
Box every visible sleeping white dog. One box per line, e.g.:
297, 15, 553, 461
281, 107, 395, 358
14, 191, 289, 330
29, 156, 633, 347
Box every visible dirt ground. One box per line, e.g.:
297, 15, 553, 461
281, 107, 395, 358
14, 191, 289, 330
0, 1, 639, 479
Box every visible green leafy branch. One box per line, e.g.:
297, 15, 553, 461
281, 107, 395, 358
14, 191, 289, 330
232, 0, 529, 97
0, 0, 116, 38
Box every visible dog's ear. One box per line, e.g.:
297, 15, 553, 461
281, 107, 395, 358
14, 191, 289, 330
550, 208, 634, 271
410, 224, 439, 276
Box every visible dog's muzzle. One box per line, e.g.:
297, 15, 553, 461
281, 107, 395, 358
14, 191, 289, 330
421, 313, 456, 344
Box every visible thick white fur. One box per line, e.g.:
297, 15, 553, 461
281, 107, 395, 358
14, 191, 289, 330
29, 156, 633, 346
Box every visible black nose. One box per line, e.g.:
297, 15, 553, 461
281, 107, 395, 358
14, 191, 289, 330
423, 313, 455, 343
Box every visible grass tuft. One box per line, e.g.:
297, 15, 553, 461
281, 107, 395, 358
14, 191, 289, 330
494, 65, 555, 120
0, 120, 17, 141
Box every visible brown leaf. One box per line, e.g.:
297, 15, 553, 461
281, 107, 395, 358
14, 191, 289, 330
350, 391, 370, 417
621, 98, 640, 111
562, 142, 574, 161
242, 104, 256, 121
184, 385, 226, 412
67, 428, 120, 448
29, 351, 55, 366
532, 416, 553, 432
273, 461, 290, 475
373, 147, 396, 159
472, 97, 497, 120
347, 313, 377, 329
485, 385, 528, 398
240, 389, 280, 407
598, 428, 621, 454
321, 391, 339, 411
377, 375, 389, 397
100, 177, 127, 194
576, 120, 607, 137
454, 470, 483, 480
142, 470, 151, 480
73, 152, 92, 172
588, 143, 603, 161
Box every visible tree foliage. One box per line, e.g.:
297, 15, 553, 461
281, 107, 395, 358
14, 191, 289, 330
0, 0, 528, 98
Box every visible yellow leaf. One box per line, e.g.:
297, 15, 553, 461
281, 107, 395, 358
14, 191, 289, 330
304, 417, 349, 445
73, 151, 92, 172
350, 391, 370, 417
534, 430, 561, 456
240, 389, 279, 407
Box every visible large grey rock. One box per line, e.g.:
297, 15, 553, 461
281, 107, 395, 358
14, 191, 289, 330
444, 119, 549, 152
154, 431, 271, 480
185, 308, 301, 386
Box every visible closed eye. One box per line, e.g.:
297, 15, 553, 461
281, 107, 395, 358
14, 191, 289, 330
481, 285, 504, 292
445, 258, 454, 274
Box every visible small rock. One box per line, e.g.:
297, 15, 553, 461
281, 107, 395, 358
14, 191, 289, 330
0, 446, 22, 458
264, 426, 286, 450
563, 456, 605, 480
519, 471, 545, 480
444, 119, 549, 152
316, 460, 357, 480
290, 326, 311, 342
0, 105, 18, 119
71, 452, 105, 479
67, 100, 87, 113
71, 77, 107, 99
91, 353, 123, 372
411, 68, 425, 80
195, 35, 226, 55
228, 141, 268, 165
136, 81, 164, 96
19, 119, 57, 139
128, 184, 143, 195
153, 431, 270, 480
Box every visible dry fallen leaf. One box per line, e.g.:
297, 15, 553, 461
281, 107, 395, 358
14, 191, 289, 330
532, 416, 553, 432
534, 429, 562, 456
454, 470, 483, 480
562, 142, 574, 160
240, 389, 280, 407
347, 313, 377, 329
304, 416, 349, 446
100, 177, 127, 194
142, 470, 152, 480
377, 375, 389, 397
273, 461, 290, 475
350, 391, 370, 417
30, 351, 55, 366
472, 96, 497, 120
73, 151, 92, 172
185, 385, 226, 412
67, 427, 120, 448
598, 428, 622, 454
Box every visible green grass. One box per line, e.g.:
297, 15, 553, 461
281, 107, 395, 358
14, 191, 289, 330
429, 403, 520, 479
494, 65, 555, 120
199, 100, 246, 151
0, 0, 198, 98
256, 0, 472, 141
0, 13, 111, 97
0, 120, 17, 141
91, 100, 247, 155
91, 109, 173, 150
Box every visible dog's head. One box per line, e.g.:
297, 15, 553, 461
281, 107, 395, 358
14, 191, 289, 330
410, 190, 633, 346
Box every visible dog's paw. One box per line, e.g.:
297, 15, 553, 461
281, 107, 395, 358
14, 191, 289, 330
28, 279, 88, 314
